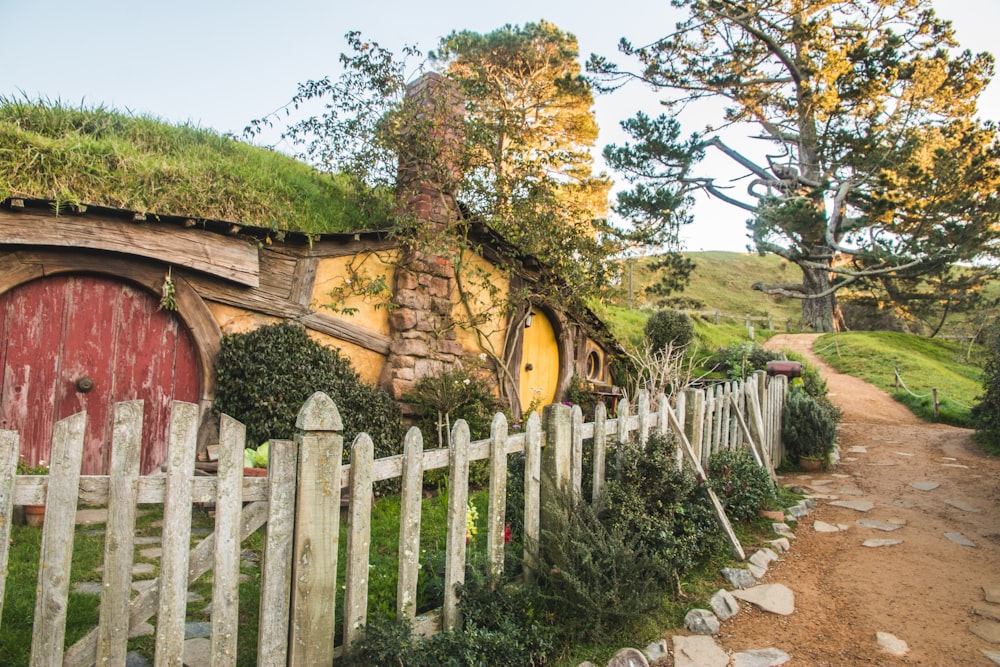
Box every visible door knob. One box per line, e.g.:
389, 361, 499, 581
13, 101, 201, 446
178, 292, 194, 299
75, 377, 95, 393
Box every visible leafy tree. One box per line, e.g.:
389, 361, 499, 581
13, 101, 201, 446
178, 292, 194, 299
595, 0, 1000, 331
431, 21, 618, 303
972, 318, 1000, 451
246, 26, 617, 409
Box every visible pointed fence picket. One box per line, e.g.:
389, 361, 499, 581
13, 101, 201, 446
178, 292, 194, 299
0, 373, 787, 665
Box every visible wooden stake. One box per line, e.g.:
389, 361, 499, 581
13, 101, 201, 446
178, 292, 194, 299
665, 409, 746, 561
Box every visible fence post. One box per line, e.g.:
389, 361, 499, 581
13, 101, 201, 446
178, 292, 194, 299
289, 392, 344, 666
523, 412, 542, 583
397, 427, 424, 619
344, 433, 375, 647
30, 411, 87, 666
591, 402, 608, 507
210, 413, 244, 667
153, 402, 199, 665
0, 429, 16, 629
443, 420, 471, 631
487, 413, 508, 579
683, 389, 705, 463
570, 405, 584, 494
541, 403, 573, 537
637, 391, 651, 447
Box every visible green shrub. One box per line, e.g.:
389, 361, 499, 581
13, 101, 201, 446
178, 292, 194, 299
781, 387, 838, 460
601, 431, 724, 574
538, 487, 674, 641
344, 570, 553, 666
405, 364, 508, 489
213, 322, 404, 464
972, 320, 1000, 451
644, 309, 695, 351
707, 446, 776, 522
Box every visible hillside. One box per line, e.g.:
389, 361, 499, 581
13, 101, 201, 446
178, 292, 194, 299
624, 251, 803, 324
0, 99, 389, 233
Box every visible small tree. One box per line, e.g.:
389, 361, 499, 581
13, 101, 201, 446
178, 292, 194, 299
972, 320, 1000, 451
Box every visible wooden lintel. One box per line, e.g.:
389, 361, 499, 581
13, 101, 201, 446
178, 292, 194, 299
0, 210, 260, 287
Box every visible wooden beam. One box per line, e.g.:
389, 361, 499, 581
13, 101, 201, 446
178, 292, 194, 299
0, 210, 260, 287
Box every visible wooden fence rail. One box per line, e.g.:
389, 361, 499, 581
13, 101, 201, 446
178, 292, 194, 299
0, 375, 787, 665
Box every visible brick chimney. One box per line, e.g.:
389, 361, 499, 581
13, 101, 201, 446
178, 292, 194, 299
380, 73, 467, 410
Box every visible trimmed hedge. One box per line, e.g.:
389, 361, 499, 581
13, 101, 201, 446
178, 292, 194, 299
213, 322, 404, 463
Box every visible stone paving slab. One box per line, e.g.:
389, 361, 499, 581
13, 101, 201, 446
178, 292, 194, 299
847, 446, 868, 453
813, 520, 846, 533
944, 499, 982, 513
985, 584, 1000, 603
732, 647, 791, 666
876, 632, 908, 656
673, 635, 728, 667
910, 481, 940, 491
974, 603, 1000, 622
857, 519, 904, 532
829, 500, 875, 512
862, 539, 903, 548
945, 532, 977, 547
982, 649, 1000, 665
837, 486, 865, 496
731, 584, 795, 616
942, 463, 970, 469
971, 620, 1000, 644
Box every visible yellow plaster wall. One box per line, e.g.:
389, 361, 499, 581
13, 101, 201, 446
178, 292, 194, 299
311, 251, 398, 337
208, 302, 387, 385
305, 330, 387, 385
210, 303, 283, 334
452, 250, 510, 359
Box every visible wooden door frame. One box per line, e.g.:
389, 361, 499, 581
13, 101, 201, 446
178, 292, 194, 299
0, 249, 222, 403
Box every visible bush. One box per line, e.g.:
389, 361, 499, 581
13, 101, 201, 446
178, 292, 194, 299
972, 320, 1000, 451
344, 570, 553, 666
601, 431, 724, 573
644, 309, 695, 351
707, 446, 776, 522
538, 487, 675, 641
405, 365, 507, 447
781, 387, 838, 460
213, 322, 405, 464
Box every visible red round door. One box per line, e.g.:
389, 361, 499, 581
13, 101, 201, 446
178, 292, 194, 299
0, 274, 200, 474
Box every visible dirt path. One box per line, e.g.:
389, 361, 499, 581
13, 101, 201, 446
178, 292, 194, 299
716, 333, 1000, 665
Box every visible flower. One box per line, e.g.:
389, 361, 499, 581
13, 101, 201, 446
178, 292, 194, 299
465, 502, 479, 544
504, 524, 512, 545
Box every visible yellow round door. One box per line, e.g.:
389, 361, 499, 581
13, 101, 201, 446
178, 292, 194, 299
518, 310, 560, 414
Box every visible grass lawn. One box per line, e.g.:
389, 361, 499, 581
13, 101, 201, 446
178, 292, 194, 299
814, 331, 984, 427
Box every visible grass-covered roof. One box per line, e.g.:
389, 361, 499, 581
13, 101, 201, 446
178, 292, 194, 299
0, 99, 389, 233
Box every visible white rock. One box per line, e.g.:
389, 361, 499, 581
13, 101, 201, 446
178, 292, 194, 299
606, 647, 649, 667
710, 589, 740, 621
768, 538, 791, 553
684, 608, 720, 635
982, 649, 1000, 665
733, 647, 792, 666
731, 584, 795, 615
644, 640, 668, 663
862, 539, 903, 548
944, 499, 982, 513
672, 635, 728, 667
945, 532, 977, 547
910, 481, 940, 491
876, 632, 908, 656
829, 500, 874, 512
813, 520, 843, 533
857, 519, 903, 532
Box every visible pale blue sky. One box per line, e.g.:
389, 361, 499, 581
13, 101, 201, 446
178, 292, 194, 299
2, 0, 996, 252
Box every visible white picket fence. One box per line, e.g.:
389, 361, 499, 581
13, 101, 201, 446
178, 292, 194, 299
0, 373, 787, 665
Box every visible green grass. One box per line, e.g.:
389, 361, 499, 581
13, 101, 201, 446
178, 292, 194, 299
0, 97, 390, 233
813, 331, 984, 427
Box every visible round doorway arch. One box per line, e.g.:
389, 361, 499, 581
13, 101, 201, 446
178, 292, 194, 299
0, 273, 202, 474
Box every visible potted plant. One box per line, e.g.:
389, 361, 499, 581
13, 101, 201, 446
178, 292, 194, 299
781, 388, 837, 471
16, 457, 49, 526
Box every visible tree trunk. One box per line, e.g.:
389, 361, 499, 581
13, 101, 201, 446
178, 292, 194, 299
800, 264, 839, 332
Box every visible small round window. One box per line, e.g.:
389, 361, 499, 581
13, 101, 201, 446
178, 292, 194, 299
586, 350, 602, 380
